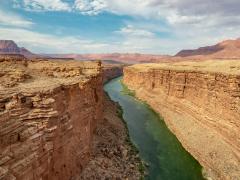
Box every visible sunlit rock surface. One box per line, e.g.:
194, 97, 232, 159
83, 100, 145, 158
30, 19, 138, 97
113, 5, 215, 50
0, 58, 103, 179
123, 60, 240, 180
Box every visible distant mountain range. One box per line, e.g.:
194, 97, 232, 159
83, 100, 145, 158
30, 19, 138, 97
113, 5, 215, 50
48, 53, 170, 63
1, 38, 240, 62
175, 38, 240, 59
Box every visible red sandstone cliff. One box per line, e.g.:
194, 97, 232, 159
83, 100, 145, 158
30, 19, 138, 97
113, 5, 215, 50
0, 59, 103, 179
123, 60, 240, 180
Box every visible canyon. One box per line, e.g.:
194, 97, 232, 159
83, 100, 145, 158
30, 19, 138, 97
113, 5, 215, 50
1, 38, 240, 180
0, 57, 141, 180
123, 60, 240, 180
102, 64, 123, 83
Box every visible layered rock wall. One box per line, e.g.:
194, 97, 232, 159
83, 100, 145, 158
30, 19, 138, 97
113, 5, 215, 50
0, 59, 103, 179
123, 60, 240, 180
103, 65, 123, 83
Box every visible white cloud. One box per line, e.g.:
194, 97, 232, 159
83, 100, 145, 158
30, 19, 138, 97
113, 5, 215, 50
0, 25, 171, 54
0, 23, 239, 55
20, 0, 71, 11
0, 27, 109, 53
105, 0, 240, 28
0, 10, 33, 27
116, 25, 155, 38
166, 13, 205, 25
14, 0, 240, 28
74, 0, 107, 15
111, 19, 240, 54
6, 0, 240, 54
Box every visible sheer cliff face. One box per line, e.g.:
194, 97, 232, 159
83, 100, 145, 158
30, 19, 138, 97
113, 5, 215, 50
123, 60, 240, 180
103, 65, 123, 83
0, 59, 103, 179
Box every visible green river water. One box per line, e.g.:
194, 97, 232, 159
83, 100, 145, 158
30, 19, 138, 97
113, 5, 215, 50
104, 77, 204, 180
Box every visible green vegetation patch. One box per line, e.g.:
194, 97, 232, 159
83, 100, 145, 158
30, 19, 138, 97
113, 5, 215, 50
120, 80, 136, 96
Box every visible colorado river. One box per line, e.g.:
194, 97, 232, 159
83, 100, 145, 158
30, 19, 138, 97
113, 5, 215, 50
104, 77, 204, 180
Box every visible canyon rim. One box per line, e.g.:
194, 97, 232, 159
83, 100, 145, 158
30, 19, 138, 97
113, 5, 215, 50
123, 61, 240, 179
0, 57, 142, 179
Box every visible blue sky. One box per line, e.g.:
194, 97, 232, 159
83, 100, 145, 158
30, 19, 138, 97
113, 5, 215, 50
0, 0, 239, 54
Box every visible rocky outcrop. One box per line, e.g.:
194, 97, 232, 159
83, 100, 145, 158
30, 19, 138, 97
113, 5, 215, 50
0, 40, 21, 54
0, 40, 36, 58
123, 60, 240, 180
0, 58, 103, 179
